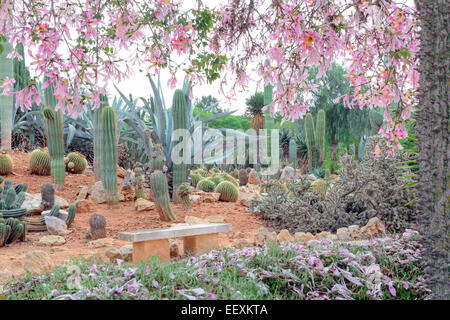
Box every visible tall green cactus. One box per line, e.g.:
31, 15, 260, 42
42, 81, 65, 188
101, 106, 118, 205
263, 83, 275, 156
289, 138, 297, 167
92, 95, 108, 181
304, 109, 326, 171
13, 43, 30, 91
0, 39, 14, 152
172, 89, 188, 201
150, 170, 176, 221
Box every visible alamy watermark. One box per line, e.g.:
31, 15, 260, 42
170, 121, 281, 175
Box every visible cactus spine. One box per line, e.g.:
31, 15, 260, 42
0, 38, 14, 152
304, 109, 326, 171
215, 181, 239, 202
29, 148, 51, 175
93, 95, 107, 181
172, 90, 188, 201
100, 106, 118, 205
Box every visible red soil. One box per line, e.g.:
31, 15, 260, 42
0, 151, 266, 278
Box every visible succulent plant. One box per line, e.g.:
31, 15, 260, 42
238, 168, 248, 186
208, 175, 223, 186
219, 172, 239, 187
304, 109, 326, 171
177, 182, 193, 210
100, 106, 118, 205
0, 152, 13, 175
65, 152, 87, 174
189, 173, 202, 187
29, 148, 51, 175
215, 181, 239, 202
172, 89, 188, 201
0, 39, 14, 152
65, 204, 76, 227
0, 179, 27, 218
0, 214, 26, 247
197, 178, 215, 192
150, 170, 176, 221
134, 167, 145, 199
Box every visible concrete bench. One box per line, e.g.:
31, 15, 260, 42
118, 223, 232, 264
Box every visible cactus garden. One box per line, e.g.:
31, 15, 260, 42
0, 0, 447, 303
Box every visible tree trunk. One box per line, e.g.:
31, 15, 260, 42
416, 0, 449, 300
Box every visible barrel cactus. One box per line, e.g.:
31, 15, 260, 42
219, 172, 239, 187
150, 170, 176, 221
29, 148, 51, 175
189, 172, 202, 187
65, 152, 87, 174
215, 181, 239, 202
238, 168, 248, 186
100, 106, 118, 205
197, 178, 215, 192
0, 152, 13, 175
177, 182, 193, 210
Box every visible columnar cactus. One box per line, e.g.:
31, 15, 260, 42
0, 214, 26, 246
304, 109, 326, 171
177, 182, 193, 210
134, 167, 145, 199
238, 168, 248, 186
92, 94, 107, 181
0, 152, 13, 175
172, 90, 188, 201
100, 106, 118, 205
65, 204, 77, 227
29, 148, 51, 175
150, 170, 176, 221
0, 39, 14, 152
42, 79, 65, 188
65, 152, 87, 174
215, 181, 239, 202
289, 138, 297, 168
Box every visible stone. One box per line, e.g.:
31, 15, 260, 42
191, 191, 220, 203
184, 233, 219, 255
45, 216, 69, 236
233, 238, 253, 249
277, 229, 294, 243
117, 165, 126, 178
185, 216, 208, 225
144, 188, 154, 202
72, 199, 91, 213
315, 231, 332, 240
294, 232, 315, 242
348, 225, 363, 239
84, 251, 104, 264
77, 186, 89, 200
86, 214, 107, 240
360, 217, 386, 238
307, 174, 317, 181
120, 245, 133, 262
279, 166, 297, 182
133, 239, 170, 264
169, 240, 179, 258
38, 235, 66, 246
189, 194, 201, 205
87, 237, 114, 248
0, 269, 13, 285
248, 169, 261, 185
89, 181, 107, 204
135, 198, 156, 212
41, 209, 68, 221
206, 215, 225, 223
21, 192, 69, 214
105, 248, 121, 262
254, 226, 270, 246
24, 251, 53, 274
336, 227, 351, 241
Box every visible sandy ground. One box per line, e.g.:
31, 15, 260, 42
0, 151, 267, 277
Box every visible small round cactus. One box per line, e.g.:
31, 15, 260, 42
197, 178, 215, 192
208, 175, 223, 186
215, 181, 239, 202
195, 169, 210, 178
65, 152, 87, 174
189, 173, 202, 187
29, 148, 51, 175
177, 182, 194, 210
238, 168, 248, 186
220, 172, 239, 187
0, 152, 13, 175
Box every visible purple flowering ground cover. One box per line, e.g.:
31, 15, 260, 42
1, 230, 429, 300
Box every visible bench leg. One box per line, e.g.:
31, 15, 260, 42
184, 233, 219, 256
132, 239, 170, 264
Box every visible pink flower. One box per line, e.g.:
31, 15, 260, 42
374, 145, 381, 158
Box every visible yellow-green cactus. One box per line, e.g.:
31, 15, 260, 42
0, 152, 13, 175
29, 148, 51, 175
65, 152, 87, 174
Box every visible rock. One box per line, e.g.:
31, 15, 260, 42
89, 181, 106, 204
254, 226, 270, 246
294, 232, 315, 242
41, 209, 68, 221
206, 215, 225, 223
277, 229, 294, 243
0, 269, 13, 285
348, 225, 363, 239
86, 214, 107, 240
45, 216, 69, 236
72, 199, 91, 213
235, 231, 250, 239
135, 198, 156, 212
315, 231, 332, 240
77, 186, 89, 200
360, 217, 386, 238
24, 251, 53, 274
87, 237, 114, 248
268, 231, 277, 242
21, 192, 69, 214
169, 240, 179, 258
120, 245, 133, 262
307, 174, 317, 181
105, 248, 121, 262
234, 238, 253, 249
84, 251, 104, 264
191, 191, 220, 203
248, 169, 261, 185
189, 194, 201, 205
279, 166, 297, 182
144, 188, 154, 201
38, 235, 66, 246
185, 216, 208, 225
117, 165, 126, 178
336, 227, 351, 241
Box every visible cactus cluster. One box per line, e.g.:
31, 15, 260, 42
0, 177, 27, 218
304, 109, 326, 171
0, 214, 26, 247
0, 152, 13, 175
197, 178, 215, 192
39, 204, 76, 227
215, 181, 239, 202
100, 106, 118, 205
189, 172, 202, 187
29, 148, 51, 175
65, 152, 87, 174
